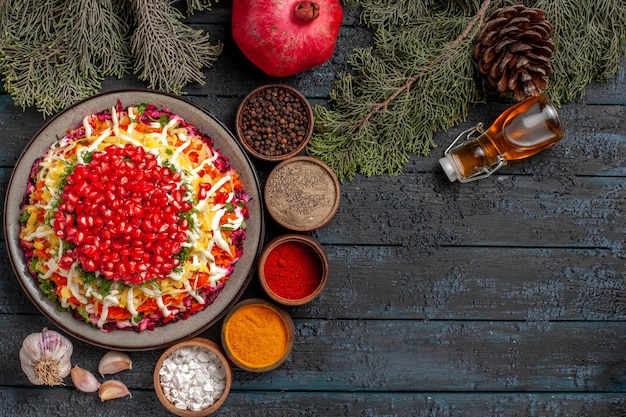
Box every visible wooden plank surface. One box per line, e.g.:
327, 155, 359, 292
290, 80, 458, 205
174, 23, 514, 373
0, 1, 624, 416
1, 315, 625, 392
3, 244, 626, 321
1, 389, 624, 417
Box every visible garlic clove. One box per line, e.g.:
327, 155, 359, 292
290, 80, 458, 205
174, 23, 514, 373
70, 365, 101, 393
99, 380, 132, 401
98, 351, 132, 377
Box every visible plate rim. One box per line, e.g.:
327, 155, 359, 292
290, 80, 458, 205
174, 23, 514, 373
4, 89, 265, 351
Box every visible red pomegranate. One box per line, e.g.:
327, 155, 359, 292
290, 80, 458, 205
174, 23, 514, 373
232, 0, 343, 77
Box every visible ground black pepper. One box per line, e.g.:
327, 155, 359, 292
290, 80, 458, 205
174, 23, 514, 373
265, 158, 339, 231
239, 86, 311, 158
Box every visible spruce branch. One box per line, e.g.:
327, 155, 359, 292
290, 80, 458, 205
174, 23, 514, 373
131, 0, 223, 94
356, 0, 492, 131
355, 0, 435, 28
535, 0, 626, 105
59, 0, 132, 79
0, 0, 123, 117
1, 0, 59, 41
309, 0, 495, 180
310, 0, 625, 180
2, 39, 102, 117
186, 0, 218, 15
0, 0, 223, 117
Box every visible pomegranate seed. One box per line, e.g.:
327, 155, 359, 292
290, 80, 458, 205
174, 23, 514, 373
82, 244, 98, 258
146, 159, 157, 170
59, 254, 73, 269
172, 189, 183, 202
83, 259, 97, 271
93, 216, 104, 228
53, 144, 192, 285
131, 247, 144, 259
75, 231, 86, 244
66, 193, 79, 204
64, 203, 76, 213
130, 228, 142, 240
161, 183, 175, 192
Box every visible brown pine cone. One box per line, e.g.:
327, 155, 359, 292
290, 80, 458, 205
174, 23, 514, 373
474, 5, 555, 101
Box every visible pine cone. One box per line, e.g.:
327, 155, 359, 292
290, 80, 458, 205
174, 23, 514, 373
474, 5, 555, 101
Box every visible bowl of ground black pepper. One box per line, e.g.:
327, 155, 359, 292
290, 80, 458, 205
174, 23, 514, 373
264, 156, 341, 232
236, 84, 314, 162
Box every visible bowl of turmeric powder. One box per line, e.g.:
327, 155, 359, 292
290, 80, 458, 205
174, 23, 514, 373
221, 298, 295, 373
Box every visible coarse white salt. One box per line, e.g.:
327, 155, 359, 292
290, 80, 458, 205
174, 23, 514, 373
159, 345, 227, 411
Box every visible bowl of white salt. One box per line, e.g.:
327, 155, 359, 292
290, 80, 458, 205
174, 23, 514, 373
154, 338, 232, 416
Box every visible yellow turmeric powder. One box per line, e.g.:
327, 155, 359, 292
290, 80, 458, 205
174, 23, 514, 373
223, 303, 289, 369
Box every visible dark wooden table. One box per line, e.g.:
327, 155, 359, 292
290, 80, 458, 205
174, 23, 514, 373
1, 3, 625, 416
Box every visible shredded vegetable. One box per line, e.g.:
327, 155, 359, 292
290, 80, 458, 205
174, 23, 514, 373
19, 102, 250, 332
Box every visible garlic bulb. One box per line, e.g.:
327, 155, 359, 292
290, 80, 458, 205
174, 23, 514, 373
19, 328, 73, 386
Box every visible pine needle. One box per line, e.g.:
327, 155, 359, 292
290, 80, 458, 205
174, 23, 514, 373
130, 0, 222, 94
309, 0, 626, 180
536, 0, 626, 105
0, 0, 222, 117
185, 0, 218, 15
0, 0, 130, 117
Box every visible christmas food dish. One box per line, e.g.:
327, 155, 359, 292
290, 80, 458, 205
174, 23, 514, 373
5, 90, 264, 350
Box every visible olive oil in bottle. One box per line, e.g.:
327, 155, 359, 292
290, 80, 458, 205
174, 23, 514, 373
439, 94, 565, 183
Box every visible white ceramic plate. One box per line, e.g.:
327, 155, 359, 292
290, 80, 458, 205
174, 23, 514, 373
4, 90, 264, 351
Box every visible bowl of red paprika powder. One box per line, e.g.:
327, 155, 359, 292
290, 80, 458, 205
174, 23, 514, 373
258, 234, 329, 306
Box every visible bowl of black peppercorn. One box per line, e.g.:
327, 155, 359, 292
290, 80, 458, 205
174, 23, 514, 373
236, 84, 314, 162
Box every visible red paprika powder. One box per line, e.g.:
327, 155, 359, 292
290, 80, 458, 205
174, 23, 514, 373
263, 240, 322, 300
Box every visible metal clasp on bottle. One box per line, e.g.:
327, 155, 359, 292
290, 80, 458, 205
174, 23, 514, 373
443, 123, 506, 183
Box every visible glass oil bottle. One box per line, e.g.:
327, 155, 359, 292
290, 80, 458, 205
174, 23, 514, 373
439, 94, 565, 183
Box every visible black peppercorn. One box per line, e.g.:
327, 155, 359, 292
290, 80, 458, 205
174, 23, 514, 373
238, 86, 312, 159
